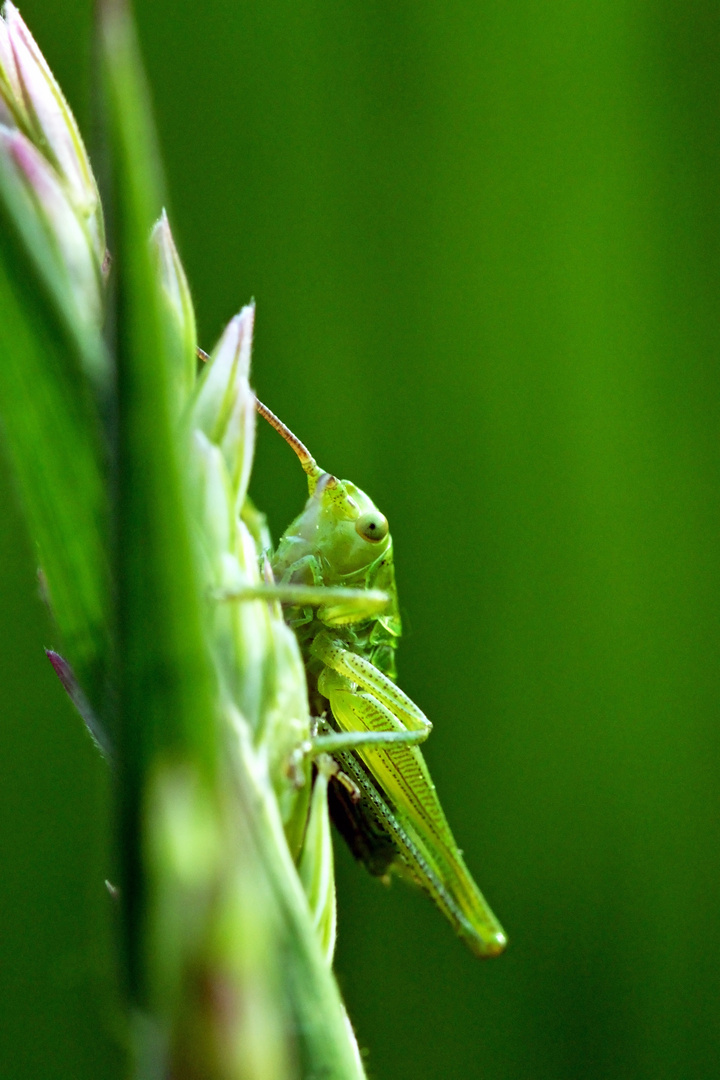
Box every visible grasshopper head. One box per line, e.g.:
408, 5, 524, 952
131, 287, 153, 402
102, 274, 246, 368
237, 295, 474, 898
272, 468, 393, 587
295, 470, 392, 582
255, 397, 393, 586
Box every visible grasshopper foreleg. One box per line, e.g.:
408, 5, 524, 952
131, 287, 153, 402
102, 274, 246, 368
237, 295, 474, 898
214, 582, 389, 620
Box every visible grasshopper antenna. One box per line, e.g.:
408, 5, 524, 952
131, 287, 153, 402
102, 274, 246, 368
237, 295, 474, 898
196, 345, 322, 487
253, 398, 321, 480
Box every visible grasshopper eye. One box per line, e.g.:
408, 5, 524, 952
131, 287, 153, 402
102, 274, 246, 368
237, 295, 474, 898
355, 511, 389, 543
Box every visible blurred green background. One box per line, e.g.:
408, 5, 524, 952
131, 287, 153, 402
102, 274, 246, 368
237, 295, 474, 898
3, 1, 720, 1076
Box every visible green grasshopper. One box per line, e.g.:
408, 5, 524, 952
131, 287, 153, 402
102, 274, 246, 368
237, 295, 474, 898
254, 397, 507, 959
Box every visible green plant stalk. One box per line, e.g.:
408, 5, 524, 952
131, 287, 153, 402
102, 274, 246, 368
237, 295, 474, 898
0, 1, 371, 1073
101, 3, 367, 1076
100, 0, 219, 1011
